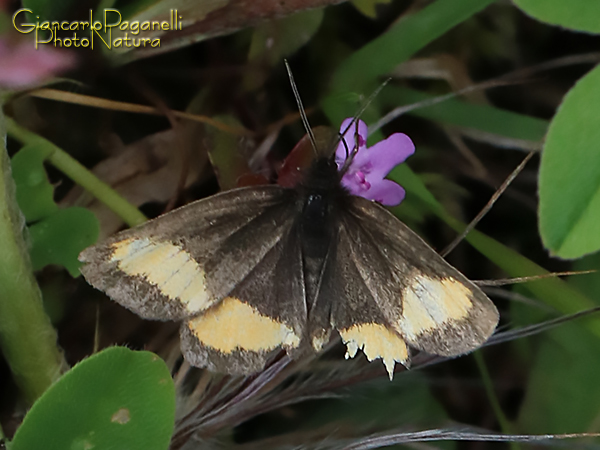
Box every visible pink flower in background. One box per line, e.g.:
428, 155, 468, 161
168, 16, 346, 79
335, 118, 415, 206
0, 39, 75, 89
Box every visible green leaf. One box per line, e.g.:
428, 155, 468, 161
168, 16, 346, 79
9, 137, 102, 276
10, 144, 58, 223
328, 0, 496, 97
384, 86, 548, 144
9, 347, 175, 450
513, 0, 600, 34
539, 65, 600, 259
6, 117, 147, 228
29, 207, 99, 277
517, 322, 600, 433
351, 0, 392, 18
571, 251, 600, 298
248, 9, 324, 66
206, 115, 257, 190
323, 0, 497, 125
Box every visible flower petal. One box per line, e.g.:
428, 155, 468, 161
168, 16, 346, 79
0, 39, 75, 89
363, 133, 415, 179
335, 118, 368, 166
363, 179, 406, 206
341, 170, 371, 196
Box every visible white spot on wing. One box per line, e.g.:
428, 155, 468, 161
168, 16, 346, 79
398, 274, 472, 340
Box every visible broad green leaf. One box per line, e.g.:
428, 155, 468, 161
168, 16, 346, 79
571, 251, 600, 300
539, 65, 600, 259
9, 139, 102, 276
29, 207, 99, 277
9, 347, 175, 450
10, 144, 58, 223
513, 0, 600, 34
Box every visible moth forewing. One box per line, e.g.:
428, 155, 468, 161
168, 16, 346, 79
342, 196, 499, 358
79, 185, 293, 321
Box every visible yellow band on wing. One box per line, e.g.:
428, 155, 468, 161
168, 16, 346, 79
187, 297, 301, 354
110, 237, 211, 314
339, 323, 408, 380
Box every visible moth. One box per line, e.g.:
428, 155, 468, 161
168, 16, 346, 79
79, 78, 498, 380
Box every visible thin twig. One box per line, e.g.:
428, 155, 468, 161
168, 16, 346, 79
475, 270, 596, 287
25, 88, 255, 136
441, 151, 535, 257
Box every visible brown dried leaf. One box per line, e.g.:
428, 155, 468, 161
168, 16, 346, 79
60, 125, 207, 238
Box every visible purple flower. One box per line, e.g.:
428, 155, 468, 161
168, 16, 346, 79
0, 39, 75, 90
335, 118, 415, 206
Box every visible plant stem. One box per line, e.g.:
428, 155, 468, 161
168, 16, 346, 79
6, 117, 147, 227
0, 111, 66, 404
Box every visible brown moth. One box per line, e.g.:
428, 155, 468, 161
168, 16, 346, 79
79, 71, 498, 379
79, 150, 498, 379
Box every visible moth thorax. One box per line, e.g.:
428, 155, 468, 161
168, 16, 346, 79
301, 157, 341, 192
300, 192, 334, 255
298, 157, 344, 258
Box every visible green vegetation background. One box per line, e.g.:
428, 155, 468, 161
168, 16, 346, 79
1, 0, 600, 449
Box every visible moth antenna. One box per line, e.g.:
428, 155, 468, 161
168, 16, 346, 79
338, 78, 391, 177
474, 270, 596, 287
284, 60, 318, 157
340, 133, 351, 161
441, 151, 536, 258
